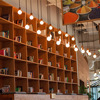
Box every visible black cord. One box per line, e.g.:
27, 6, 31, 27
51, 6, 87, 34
40, 0, 42, 19
30, 0, 32, 13
56, 0, 58, 29
81, 23, 83, 47
19, 0, 20, 8
87, 22, 89, 49
66, 25, 67, 33
26, 0, 27, 24
37, 0, 39, 27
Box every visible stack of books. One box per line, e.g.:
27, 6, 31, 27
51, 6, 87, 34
49, 73, 54, 80
48, 47, 52, 52
28, 87, 34, 93
57, 76, 61, 81
64, 65, 67, 70
0, 30, 9, 38
39, 73, 44, 79
48, 61, 52, 66
1, 14, 10, 21
16, 19, 23, 27
27, 41, 32, 46
15, 70, 22, 77
38, 44, 42, 49
65, 77, 68, 82
14, 36, 22, 42
63, 53, 67, 57
49, 88, 54, 93
14, 52, 22, 59
27, 56, 34, 62
56, 51, 59, 55
0, 47, 10, 57
1, 85, 10, 93
39, 88, 43, 92
56, 62, 61, 68
38, 58, 43, 64
27, 71, 34, 78
0, 68, 9, 75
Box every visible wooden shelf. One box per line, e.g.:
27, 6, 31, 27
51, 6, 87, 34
0, 0, 78, 94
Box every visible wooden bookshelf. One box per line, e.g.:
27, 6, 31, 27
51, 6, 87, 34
0, 0, 78, 94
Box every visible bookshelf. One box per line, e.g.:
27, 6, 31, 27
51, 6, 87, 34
0, 1, 78, 94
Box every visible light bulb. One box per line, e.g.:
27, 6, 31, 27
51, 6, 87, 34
65, 33, 68, 37
94, 76, 98, 80
88, 51, 91, 56
74, 46, 78, 52
18, 7, 22, 15
73, 44, 75, 48
66, 42, 70, 48
47, 36, 51, 41
86, 49, 89, 53
93, 53, 97, 58
72, 36, 75, 41
29, 13, 34, 20
40, 19, 44, 25
56, 41, 60, 45
58, 29, 62, 34
25, 24, 29, 29
94, 72, 97, 77
81, 46, 85, 54
37, 30, 41, 34
49, 25, 53, 30
99, 71, 100, 74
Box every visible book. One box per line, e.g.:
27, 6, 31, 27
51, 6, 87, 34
0, 68, 9, 75
14, 36, 22, 42
51, 32, 55, 39
48, 47, 52, 52
1, 14, 10, 21
65, 77, 68, 82
15, 70, 22, 77
39, 73, 44, 79
27, 71, 34, 78
38, 58, 43, 64
48, 61, 52, 66
2, 85, 10, 93
14, 52, 22, 59
49, 73, 54, 81
49, 88, 54, 93
63, 53, 67, 57
56, 51, 59, 54
16, 86, 23, 92
0, 30, 9, 38
70, 55, 73, 59
57, 76, 61, 81
28, 87, 34, 93
16, 19, 23, 27
27, 56, 34, 62
71, 66, 74, 71
39, 88, 43, 92
56, 62, 61, 68
64, 65, 67, 70
27, 41, 32, 46
38, 44, 42, 49
0, 47, 10, 57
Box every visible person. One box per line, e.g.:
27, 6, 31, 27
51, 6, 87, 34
97, 97, 100, 100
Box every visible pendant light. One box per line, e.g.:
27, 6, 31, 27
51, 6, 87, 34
18, 0, 22, 15
94, 71, 97, 77
92, 22, 97, 58
29, 0, 34, 20
65, 25, 69, 37
25, 0, 29, 29
39, 0, 44, 25
37, 0, 41, 34
81, 23, 85, 54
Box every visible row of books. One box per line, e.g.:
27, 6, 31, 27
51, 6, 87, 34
56, 62, 61, 68
1, 85, 10, 93
48, 61, 52, 66
15, 70, 22, 77
27, 71, 34, 78
63, 53, 67, 57
0, 30, 9, 38
0, 47, 10, 57
49, 88, 54, 93
57, 76, 61, 81
65, 77, 68, 82
28, 87, 34, 93
38, 44, 42, 49
38, 58, 43, 64
27, 56, 34, 62
39, 73, 44, 79
49, 73, 54, 81
0, 68, 9, 75
16, 19, 23, 27
27, 41, 32, 46
14, 52, 22, 59
14, 36, 22, 42
47, 47, 52, 52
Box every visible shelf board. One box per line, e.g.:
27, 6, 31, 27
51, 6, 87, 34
72, 71, 77, 73
48, 51, 56, 55
38, 48, 47, 52
39, 79, 48, 81
71, 59, 76, 62
26, 29, 37, 34
65, 82, 72, 84
72, 83, 78, 85
14, 58, 27, 62
27, 61, 38, 65
64, 57, 70, 60
48, 66, 57, 69
15, 76, 27, 79
65, 70, 72, 72
0, 55, 13, 60
39, 63, 47, 67
0, 17, 13, 24
56, 54, 63, 58
14, 23, 25, 29
0, 74, 14, 77
57, 81, 64, 83
0, 36, 13, 42
37, 34, 46, 38
49, 80, 57, 82
27, 45, 37, 49
14, 41, 26, 46
57, 68, 64, 70
28, 77, 39, 80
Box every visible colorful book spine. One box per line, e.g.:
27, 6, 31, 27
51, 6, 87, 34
27, 71, 34, 78
56, 62, 61, 68
48, 61, 52, 66
14, 52, 22, 59
27, 41, 32, 46
48, 47, 52, 52
27, 56, 34, 62
57, 76, 61, 81
65, 77, 68, 82
38, 58, 43, 64
64, 65, 67, 70
0, 68, 9, 75
39, 73, 44, 79
49, 88, 54, 93
28, 87, 34, 93
0, 30, 9, 38
15, 70, 22, 77
14, 36, 22, 42
63, 53, 67, 57
38, 44, 42, 49
49, 73, 54, 80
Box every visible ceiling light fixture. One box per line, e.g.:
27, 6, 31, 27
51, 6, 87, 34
25, 0, 29, 29
65, 25, 69, 37
18, 0, 22, 15
74, 45, 78, 52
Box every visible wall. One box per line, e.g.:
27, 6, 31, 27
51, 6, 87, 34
77, 50, 89, 86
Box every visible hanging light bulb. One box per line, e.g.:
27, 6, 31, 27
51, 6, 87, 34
99, 70, 100, 74
25, 24, 29, 29
81, 46, 85, 54
86, 48, 89, 54
94, 71, 97, 77
58, 29, 62, 34
40, 19, 44, 25
56, 41, 60, 45
37, 29, 41, 34
88, 50, 91, 56
94, 76, 98, 80
93, 53, 97, 58
65, 33, 69, 37
18, 7, 22, 15
49, 24, 53, 30
74, 45, 78, 52
29, 13, 34, 20
71, 36, 75, 41
47, 33, 52, 41
66, 42, 70, 48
